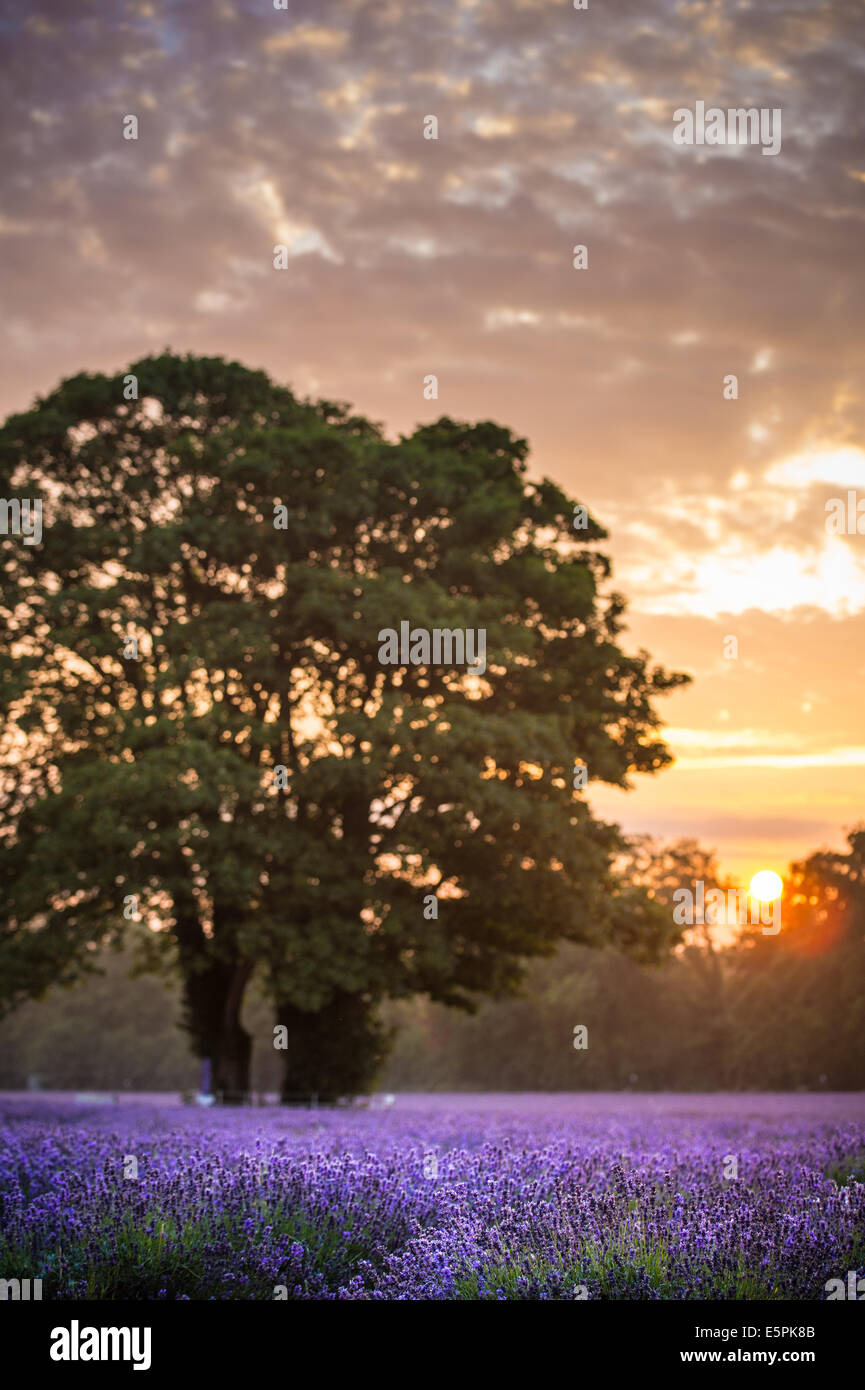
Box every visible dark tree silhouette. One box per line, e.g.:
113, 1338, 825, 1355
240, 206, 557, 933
0, 353, 688, 1099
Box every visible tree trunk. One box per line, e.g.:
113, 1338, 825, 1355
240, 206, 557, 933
181, 956, 254, 1103
276, 991, 392, 1104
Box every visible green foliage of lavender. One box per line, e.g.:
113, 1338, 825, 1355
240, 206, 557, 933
1, 1097, 863, 1300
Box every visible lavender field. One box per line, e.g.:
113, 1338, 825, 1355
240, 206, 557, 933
1, 1093, 864, 1301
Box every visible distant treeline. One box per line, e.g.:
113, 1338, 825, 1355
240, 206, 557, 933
2, 905, 863, 1093
381, 924, 865, 1091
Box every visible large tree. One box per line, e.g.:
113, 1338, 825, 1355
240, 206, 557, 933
0, 353, 688, 1099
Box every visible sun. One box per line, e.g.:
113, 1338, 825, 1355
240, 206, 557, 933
749, 869, 784, 902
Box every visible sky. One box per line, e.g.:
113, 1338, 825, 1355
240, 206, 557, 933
2, 0, 864, 886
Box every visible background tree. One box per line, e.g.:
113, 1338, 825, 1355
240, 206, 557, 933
617, 836, 734, 1084
725, 826, 865, 1089
382, 830, 865, 1092
0, 353, 687, 1100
